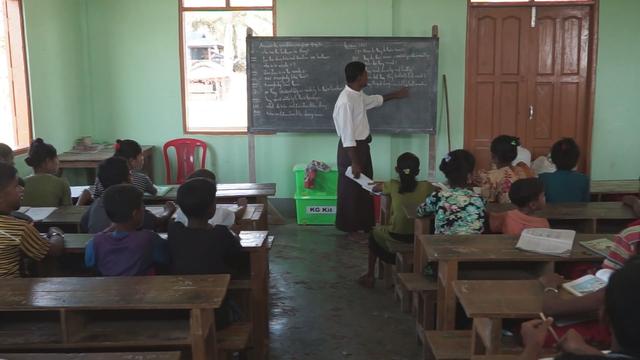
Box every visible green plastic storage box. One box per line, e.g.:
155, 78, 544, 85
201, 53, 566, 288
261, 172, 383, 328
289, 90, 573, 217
294, 193, 337, 225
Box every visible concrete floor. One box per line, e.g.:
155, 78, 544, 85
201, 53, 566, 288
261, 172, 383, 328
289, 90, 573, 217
267, 222, 422, 360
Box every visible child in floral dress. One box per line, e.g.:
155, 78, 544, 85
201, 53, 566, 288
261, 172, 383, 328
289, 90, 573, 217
417, 150, 485, 235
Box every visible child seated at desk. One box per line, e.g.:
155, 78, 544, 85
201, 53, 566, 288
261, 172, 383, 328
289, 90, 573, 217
22, 138, 72, 207
84, 184, 168, 276
490, 178, 550, 235
168, 177, 242, 275
358, 152, 434, 288
173, 169, 247, 233
521, 255, 640, 360
478, 135, 535, 204
81, 157, 175, 234
535, 226, 640, 348
417, 150, 485, 235
0, 163, 63, 278
91, 139, 157, 199
0, 143, 26, 196
168, 177, 242, 329
539, 138, 590, 203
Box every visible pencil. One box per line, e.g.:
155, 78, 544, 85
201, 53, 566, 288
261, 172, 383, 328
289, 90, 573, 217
539, 312, 560, 342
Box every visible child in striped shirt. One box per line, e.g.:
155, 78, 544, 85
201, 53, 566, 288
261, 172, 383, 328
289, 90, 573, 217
91, 139, 156, 198
0, 163, 63, 278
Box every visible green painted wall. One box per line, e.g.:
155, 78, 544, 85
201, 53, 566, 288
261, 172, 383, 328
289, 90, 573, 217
19, 0, 640, 193
16, 0, 91, 180
591, 0, 640, 180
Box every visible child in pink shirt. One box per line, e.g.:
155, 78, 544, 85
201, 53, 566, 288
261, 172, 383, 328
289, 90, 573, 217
491, 178, 550, 235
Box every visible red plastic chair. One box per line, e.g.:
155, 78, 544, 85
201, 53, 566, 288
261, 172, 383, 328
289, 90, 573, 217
162, 138, 208, 184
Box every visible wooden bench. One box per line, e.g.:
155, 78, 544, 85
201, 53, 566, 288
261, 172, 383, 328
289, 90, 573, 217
37, 204, 265, 232
218, 322, 253, 359
0, 275, 229, 360
397, 273, 438, 343
424, 331, 472, 360
58, 145, 154, 183
0, 353, 181, 360
453, 280, 558, 356
417, 233, 608, 331
590, 179, 639, 201
62, 231, 271, 360
487, 201, 636, 233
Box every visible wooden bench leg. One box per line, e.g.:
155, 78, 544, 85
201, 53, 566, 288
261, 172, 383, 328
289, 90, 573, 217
377, 259, 385, 280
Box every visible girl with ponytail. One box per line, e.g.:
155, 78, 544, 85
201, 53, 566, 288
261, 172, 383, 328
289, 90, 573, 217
22, 138, 72, 206
91, 139, 157, 198
357, 152, 434, 288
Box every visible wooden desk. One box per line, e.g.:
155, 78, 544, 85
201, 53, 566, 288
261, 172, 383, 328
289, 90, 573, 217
0, 275, 229, 359
0, 353, 181, 360
418, 233, 608, 331
39, 204, 265, 231
453, 280, 556, 355
146, 182, 276, 230
591, 179, 639, 201
62, 231, 271, 360
487, 202, 636, 233
58, 146, 154, 183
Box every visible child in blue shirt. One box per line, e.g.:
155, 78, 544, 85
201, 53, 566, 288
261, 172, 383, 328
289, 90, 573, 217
84, 184, 168, 276
539, 138, 590, 203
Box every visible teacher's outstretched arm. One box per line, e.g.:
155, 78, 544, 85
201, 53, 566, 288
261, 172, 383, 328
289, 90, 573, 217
383, 87, 410, 102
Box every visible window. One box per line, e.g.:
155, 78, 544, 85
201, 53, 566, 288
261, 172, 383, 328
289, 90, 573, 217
179, 0, 274, 133
0, 0, 31, 151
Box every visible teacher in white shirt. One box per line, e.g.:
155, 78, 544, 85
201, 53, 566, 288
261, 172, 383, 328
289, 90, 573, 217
333, 61, 409, 241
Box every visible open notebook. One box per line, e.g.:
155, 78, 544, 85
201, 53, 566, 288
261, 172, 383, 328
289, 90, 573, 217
515, 228, 576, 257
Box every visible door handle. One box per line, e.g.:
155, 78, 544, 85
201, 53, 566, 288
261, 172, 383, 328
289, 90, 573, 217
529, 105, 534, 121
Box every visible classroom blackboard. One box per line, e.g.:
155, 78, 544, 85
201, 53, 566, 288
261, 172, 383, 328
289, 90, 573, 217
247, 36, 439, 134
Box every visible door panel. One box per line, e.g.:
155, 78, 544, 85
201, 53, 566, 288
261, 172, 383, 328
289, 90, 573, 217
465, 4, 593, 173
465, 7, 530, 172
527, 6, 590, 170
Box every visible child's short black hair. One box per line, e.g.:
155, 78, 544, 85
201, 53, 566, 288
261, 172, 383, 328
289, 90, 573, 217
439, 150, 476, 187
103, 184, 143, 223
177, 177, 217, 219
98, 157, 130, 189
114, 139, 142, 160
25, 138, 57, 168
509, 178, 544, 208
605, 255, 640, 356
550, 138, 580, 171
187, 169, 216, 182
0, 143, 13, 164
0, 163, 17, 191
490, 135, 520, 164
345, 61, 366, 83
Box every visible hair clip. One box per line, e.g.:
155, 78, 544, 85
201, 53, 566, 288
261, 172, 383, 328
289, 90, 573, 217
403, 168, 411, 175
114, 143, 121, 151
511, 137, 520, 146
444, 154, 452, 162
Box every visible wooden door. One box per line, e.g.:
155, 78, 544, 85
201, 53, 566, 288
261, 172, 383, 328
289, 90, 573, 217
527, 6, 591, 171
465, 4, 594, 172
465, 7, 531, 172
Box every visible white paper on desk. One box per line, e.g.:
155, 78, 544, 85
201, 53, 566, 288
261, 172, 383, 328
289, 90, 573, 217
25, 207, 57, 221
516, 228, 576, 257
70, 186, 89, 198
146, 206, 166, 217
345, 167, 381, 195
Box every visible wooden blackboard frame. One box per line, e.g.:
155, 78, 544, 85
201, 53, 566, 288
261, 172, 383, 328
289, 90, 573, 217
246, 35, 439, 134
